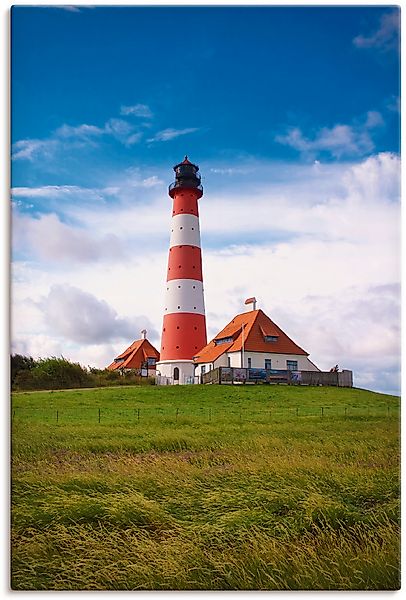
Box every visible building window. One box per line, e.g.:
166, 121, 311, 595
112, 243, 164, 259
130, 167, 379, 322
147, 357, 156, 366
287, 360, 298, 371
265, 359, 272, 370
215, 336, 233, 345
201, 365, 206, 374
247, 357, 252, 369
264, 336, 278, 342
173, 367, 179, 380
227, 356, 231, 367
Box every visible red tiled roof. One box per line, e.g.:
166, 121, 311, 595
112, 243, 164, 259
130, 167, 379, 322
194, 309, 308, 364
107, 338, 160, 371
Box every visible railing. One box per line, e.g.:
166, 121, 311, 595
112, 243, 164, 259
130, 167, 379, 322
201, 368, 221, 385
201, 367, 353, 387
168, 181, 203, 194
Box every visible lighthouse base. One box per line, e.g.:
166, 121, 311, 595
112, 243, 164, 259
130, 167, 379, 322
156, 360, 196, 385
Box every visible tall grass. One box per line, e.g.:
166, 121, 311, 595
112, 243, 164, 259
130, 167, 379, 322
11, 385, 400, 590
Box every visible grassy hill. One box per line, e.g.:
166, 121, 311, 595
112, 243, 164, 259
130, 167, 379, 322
11, 384, 400, 590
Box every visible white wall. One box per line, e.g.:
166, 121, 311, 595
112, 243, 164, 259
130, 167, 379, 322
195, 351, 320, 375
156, 360, 196, 384
235, 351, 319, 371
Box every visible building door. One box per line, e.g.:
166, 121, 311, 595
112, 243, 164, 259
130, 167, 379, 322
173, 367, 179, 381
265, 359, 272, 370
247, 357, 252, 369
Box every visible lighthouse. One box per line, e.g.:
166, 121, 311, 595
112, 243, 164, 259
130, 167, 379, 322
156, 157, 207, 384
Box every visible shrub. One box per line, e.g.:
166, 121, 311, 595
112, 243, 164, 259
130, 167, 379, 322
13, 357, 95, 391
10, 354, 37, 386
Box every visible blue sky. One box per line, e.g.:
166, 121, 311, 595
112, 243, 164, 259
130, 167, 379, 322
11, 4, 401, 395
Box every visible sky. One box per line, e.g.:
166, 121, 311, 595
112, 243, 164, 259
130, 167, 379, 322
10, 3, 401, 395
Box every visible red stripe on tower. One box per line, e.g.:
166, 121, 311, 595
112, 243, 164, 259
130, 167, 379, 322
156, 156, 207, 384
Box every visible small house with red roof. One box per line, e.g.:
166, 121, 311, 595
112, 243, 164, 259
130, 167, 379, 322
193, 303, 319, 378
107, 331, 160, 375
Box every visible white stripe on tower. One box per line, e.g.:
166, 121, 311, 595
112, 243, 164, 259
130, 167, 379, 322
169, 214, 201, 248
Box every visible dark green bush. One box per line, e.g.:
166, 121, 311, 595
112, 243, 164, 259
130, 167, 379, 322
11, 355, 156, 390
13, 357, 94, 391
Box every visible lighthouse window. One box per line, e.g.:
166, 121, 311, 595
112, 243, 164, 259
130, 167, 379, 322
193, 285, 196, 289
264, 336, 279, 342
180, 227, 183, 230
178, 285, 181, 288
177, 305, 181, 309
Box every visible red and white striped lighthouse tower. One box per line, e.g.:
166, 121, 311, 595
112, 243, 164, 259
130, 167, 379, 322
156, 157, 207, 384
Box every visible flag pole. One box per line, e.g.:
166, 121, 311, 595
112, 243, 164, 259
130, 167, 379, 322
241, 323, 245, 368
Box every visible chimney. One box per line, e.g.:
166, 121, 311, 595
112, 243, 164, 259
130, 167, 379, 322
141, 329, 147, 340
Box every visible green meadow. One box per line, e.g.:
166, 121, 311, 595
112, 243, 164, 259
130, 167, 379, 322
11, 384, 400, 590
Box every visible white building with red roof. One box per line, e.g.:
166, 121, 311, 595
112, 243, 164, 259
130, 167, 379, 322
107, 333, 159, 375
194, 302, 320, 379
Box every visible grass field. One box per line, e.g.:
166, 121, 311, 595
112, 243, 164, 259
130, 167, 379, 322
11, 384, 400, 590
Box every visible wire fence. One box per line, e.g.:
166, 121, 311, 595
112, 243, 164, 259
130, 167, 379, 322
10, 404, 398, 425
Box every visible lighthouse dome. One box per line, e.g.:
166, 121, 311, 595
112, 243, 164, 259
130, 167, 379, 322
169, 155, 203, 198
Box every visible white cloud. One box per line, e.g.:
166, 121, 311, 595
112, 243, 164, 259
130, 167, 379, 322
12, 138, 60, 161
147, 127, 199, 143
353, 10, 399, 51
13, 212, 126, 263
55, 123, 104, 138
120, 104, 153, 118
140, 176, 164, 187
38, 284, 158, 345
364, 110, 384, 129
12, 117, 141, 161
11, 185, 111, 202
275, 111, 385, 159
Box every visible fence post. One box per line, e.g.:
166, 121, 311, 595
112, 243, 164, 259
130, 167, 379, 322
98, 408, 101, 423
209, 408, 212, 422
321, 406, 324, 418
56, 410, 59, 423
176, 407, 179, 421
387, 406, 390, 418
138, 408, 140, 422
344, 407, 347, 419
296, 407, 299, 417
